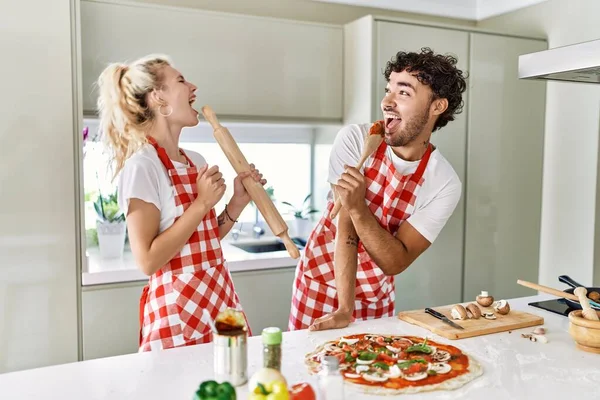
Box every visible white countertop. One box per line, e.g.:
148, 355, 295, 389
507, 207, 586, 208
82, 236, 298, 286
2, 295, 599, 399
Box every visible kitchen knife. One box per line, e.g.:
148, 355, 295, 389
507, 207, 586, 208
425, 308, 464, 330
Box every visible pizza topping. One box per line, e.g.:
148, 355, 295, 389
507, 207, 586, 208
338, 337, 359, 345
405, 339, 436, 355
397, 358, 427, 370
431, 350, 451, 362
362, 372, 389, 382
376, 352, 396, 363
372, 362, 390, 371
403, 372, 429, 381
344, 352, 356, 363
385, 365, 402, 379
357, 351, 378, 362
324, 343, 340, 352
428, 362, 452, 374
344, 373, 361, 379
386, 345, 401, 354
355, 365, 370, 373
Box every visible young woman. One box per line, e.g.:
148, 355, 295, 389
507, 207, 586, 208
96, 54, 266, 351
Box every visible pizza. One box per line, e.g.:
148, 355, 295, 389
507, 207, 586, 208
304, 333, 482, 395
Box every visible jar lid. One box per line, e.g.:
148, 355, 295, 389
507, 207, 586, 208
262, 327, 282, 345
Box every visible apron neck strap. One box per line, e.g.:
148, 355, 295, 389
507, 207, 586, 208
146, 136, 195, 170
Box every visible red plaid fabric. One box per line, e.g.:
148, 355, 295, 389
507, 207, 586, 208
138, 138, 247, 351
288, 127, 432, 330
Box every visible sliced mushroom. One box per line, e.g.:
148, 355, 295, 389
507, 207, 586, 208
344, 373, 361, 379
338, 337, 359, 345
483, 312, 497, 320
451, 304, 468, 320
356, 365, 370, 373
466, 303, 482, 319
431, 350, 451, 362
386, 365, 402, 379
386, 345, 401, 354
493, 299, 511, 315
428, 362, 452, 374
356, 358, 376, 365
324, 343, 340, 352
476, 291, 494, 307
362, 372, 389, 382
403, 372, 428, 381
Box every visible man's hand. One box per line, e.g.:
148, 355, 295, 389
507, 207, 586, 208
336, 165, 367, 214
308, 310, 354, 331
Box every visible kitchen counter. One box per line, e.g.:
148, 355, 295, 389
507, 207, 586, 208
83, 236, 299, 286
2, 295, 598, 399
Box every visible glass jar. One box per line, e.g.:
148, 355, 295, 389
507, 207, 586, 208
261, 327, 282, 370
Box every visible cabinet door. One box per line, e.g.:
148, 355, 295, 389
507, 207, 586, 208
82, 283, 146, 360
375, 22, 469, 311
231, 267, 296, 334
80, 1, 342, 121
464, 34, 546, 301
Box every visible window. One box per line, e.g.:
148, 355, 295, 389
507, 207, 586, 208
82, 119, 316, 253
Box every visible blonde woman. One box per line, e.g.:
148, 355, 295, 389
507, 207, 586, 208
96, 54, 266, 351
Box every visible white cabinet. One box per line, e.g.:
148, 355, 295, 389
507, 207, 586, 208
343, 16, 547, 308
464, 33, 546, 301
81, 266, 296, 360
80, 1, 343, 121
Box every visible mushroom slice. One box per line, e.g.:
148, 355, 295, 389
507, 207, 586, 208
356, 358, 376, 365
324, 343, 340, 352
483, 312, 497, 320
466, 303, 482, 319
451, 305, 468, 320
393, 337, 414, 345
428, 362, 452, 374
386, 345, 401, 354
362, 372, 389, 382
338, 337, 359, 345
386, 365, 402, 379
356, 365, 371, 373
432, 350, 451, 362
344, 373, 361, 379
403, 372, 428, 381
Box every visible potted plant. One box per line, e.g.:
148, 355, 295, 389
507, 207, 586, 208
282, 194, 319, 238
94, 189, 126, 259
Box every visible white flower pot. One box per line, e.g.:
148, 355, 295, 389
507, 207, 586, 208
96, 220, 126, 259
292, 218, 313, 239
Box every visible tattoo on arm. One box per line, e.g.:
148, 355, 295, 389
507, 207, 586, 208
345, 234, 359, 247
217, 213, 226, 226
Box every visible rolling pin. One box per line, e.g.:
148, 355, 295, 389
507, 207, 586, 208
201, 106, 300, 260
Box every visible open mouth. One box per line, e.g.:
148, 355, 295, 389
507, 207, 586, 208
384, 113, 401, 131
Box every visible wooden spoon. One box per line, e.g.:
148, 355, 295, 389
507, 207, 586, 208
516, 279, 600, 309
329, 122, 384, 219
574, 287, 600, 321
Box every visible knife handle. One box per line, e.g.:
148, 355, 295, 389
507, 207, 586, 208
425, 308, 446, 320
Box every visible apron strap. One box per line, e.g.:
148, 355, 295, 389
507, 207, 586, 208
146, 136, 195, 170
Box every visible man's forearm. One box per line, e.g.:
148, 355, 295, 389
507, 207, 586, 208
348, 204, 412, 275
334, 207, 359, 312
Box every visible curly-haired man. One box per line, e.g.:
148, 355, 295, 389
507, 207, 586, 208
289, 47, 467, 331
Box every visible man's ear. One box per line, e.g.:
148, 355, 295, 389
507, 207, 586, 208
431, 98, 448, 116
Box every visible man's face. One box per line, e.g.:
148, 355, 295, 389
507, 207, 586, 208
380, 70, 435, 147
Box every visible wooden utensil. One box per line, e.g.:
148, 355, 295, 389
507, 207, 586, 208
329, 123, 384, 219
201, 106, 300, 259
516, 279, 600, 308
574, 287, 600, 321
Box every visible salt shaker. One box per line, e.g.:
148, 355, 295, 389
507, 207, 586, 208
318, 356, 345, 400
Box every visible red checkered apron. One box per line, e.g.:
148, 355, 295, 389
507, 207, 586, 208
288, 124, 432, 330
137, 137, 248, 351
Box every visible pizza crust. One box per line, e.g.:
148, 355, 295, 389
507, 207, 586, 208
304, 334, 483, 395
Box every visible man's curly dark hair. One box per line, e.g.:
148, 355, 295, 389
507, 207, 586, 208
384, 47, 467, 132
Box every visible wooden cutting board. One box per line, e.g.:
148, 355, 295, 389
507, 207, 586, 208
397, 302, 544, 340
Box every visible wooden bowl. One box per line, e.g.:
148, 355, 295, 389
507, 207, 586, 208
568, 310, 600, 354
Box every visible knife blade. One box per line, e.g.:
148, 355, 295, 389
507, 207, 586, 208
425, 308, 464, 330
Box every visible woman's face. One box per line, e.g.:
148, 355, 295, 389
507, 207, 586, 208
155, 65, 198, 128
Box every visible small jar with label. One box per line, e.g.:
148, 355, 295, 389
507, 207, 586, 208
261, 327, 282, 371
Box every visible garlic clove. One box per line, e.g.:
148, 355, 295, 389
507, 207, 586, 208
532, 327, 546, 335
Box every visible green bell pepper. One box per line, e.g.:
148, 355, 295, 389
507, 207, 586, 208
194, 380, 236, 400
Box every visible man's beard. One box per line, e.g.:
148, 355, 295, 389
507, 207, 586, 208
385, 106, 430, 147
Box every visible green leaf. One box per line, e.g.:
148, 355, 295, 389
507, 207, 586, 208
358, 351, 378, 361
397, 359, 427, 369
257, 383, 269, 395
372, 362, 390, 370
344, 351, 355, 362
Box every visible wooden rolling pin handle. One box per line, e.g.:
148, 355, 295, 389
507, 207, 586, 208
329, 155, 369, 220
280, 232, 301, 259
574, 287, 600, 321
516, 279, 580, 302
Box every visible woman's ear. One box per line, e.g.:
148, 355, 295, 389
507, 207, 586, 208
148, 89, 165, 108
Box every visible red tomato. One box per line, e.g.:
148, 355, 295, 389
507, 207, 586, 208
377, 353, 396, 363
289, 382, 316, 400
405, 363, 427, 375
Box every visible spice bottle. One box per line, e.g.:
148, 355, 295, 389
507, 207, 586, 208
318, 356, 345, 400
261, 327, 282, 371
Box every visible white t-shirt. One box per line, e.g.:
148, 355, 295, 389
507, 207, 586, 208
328, 123, 462, 243
117, 144, 207, 233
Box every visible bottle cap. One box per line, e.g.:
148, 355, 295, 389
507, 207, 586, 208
261, 327, 282, 345
322, 355, 340, 370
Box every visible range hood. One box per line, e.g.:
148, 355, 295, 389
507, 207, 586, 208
519, 39, 600, 84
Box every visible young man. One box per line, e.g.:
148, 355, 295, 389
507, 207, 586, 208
289, 47, 466, 331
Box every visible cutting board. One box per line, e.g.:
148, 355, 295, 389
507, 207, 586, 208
397, 302, 544, 340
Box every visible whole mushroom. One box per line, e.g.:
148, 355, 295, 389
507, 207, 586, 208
493, 300, 511, 315
476, 291, 494, 307
451, 304, 468, 320
466, 303, 482, 319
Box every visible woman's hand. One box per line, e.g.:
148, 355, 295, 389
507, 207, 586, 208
195, 164, 226, 209
231, 163, 267, 206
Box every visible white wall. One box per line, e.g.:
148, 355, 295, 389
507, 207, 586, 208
0, 0, 80, 372
478, 0, 600, 287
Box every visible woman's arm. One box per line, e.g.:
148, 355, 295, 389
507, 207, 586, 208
217, 199, 246, 239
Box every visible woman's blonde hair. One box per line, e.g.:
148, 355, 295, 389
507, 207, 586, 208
96, 54, 172, 178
